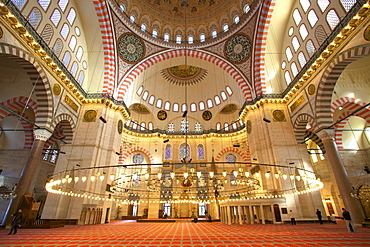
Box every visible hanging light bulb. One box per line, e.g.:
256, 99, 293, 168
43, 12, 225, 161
183, 172, 189, 179
110, 174, 115, 180
290, 174, 295, 180
265, 172, 270, 179
197, 171, 201, 178
170, 172, 175, 179
282, 174, 288, 180
67, 177, 73, 183
238, 167, 243, 172
144, 173, 150, 180
82, 176, 87, 182
255, 172, 260, 178
244, 171, 250, 177
62, 178, 67, 183
296, 175, 301, 181
233, 170, 238, 177
274, 173, 279, 179
222, 170, 227, 177
157, 172, 162, 179
91, 175, 96, 182
190, 168, 195, 173
209, 171, 214, 178
74, 176, 79, 182
100, 174, 105, 181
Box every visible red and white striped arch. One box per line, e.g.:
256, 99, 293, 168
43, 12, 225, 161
254, 0, 276, 96
115, 49, 253, 102
119, 147, 154, 164
93, 0, 116, 96
215, 146, 251, 163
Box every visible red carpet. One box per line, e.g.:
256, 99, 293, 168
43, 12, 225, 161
1, 220, 369, 246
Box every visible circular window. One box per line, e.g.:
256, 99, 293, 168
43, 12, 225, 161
133, 153, 144, 164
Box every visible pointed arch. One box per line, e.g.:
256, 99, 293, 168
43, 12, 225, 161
215, 146, 250, 163
0, 43, 53, 130
116, 49, 253, 102
119, 147, 154, 164
48, 113, 76, 144
293, 113, 317, 144
316, 45, 370, 129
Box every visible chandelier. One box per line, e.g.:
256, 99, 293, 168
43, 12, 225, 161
45, 162, 323, 204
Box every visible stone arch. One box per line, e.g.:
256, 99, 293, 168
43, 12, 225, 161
0, 43, 53, 130
305, 130, 325, 154
293, 113, 317, 144
0, 96, 38, 149
116, 49, 253, 102
215, 146, 250, 162
316, 45, 370, 129
332, 98, 370, 149
47, 113, 76, 145
120, 147, 154, 164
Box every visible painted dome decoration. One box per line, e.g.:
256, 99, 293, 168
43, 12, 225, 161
161, 65, 208, 86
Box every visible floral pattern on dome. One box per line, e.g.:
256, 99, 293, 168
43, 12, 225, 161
161, 65, 208, 86
118, 33, 145, 63
225, 34, 251, 63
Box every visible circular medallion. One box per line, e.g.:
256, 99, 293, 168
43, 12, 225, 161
117, 119, 123, 134
83, 110, 97, 122
202, 110, 212, 121
157, 110, 167, 121
272, 110, 286, 122
118, 33, 145, 63
225, 34, 251, 63
52, 84, 62, 96
307, 83, 316, 96
0, 26, 3, 40
246, 120, 252, 134
364, 25, 370, 42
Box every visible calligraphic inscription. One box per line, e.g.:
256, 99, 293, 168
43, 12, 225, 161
307, 84, 316, 96
118, 119, 123, 134
83, 110, 97, 122
290, 95, 305, 113
0, 26, 3, 40
52, 84, 62, 96
64, 95, 78, 112
118, 33, 145, 63
272, 110, 286, 122
246, 120, 252, 134
364, 25, 370, 42
225, 34, 251, 63
202, 110, 212, 121
157, 110, 167, 121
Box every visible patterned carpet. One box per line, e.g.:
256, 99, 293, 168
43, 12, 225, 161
1, 220, 369, 246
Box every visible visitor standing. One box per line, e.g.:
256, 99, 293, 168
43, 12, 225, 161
316, 209, 323, 224
8, 209, 23, 235
288, 210, 296, 225
342, 208, 355, 232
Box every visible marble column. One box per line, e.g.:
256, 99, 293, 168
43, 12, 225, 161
2, 129, 52, 226
318, 130, 365, 224
227, 206, 231, 225
249, 206, 254, 225
238, 206, 243, 225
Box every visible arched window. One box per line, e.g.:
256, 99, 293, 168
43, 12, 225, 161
232, 122, 237, 130
188, 36, 194, 44
244, 4, 250, 13
164, 33, 170, 42
119, 4, 126, 12
291, 62, 299, 77
77, 71, 84, 85
148, 96, 155, 105
173, 103, 179, 112
156, 98, 162, 108
315, 25, 327, 45
60, 23, 70, 40
234, 16, 239, 24
216, 122, 221, 130
197, 144, 204, 159
70, 62, 78, 76
220, 91, 227, 100
11, 0, 27, 10
67, 8, 76, 25
226, 153, 236, 163
308, 10, 318, 27
76, 46, 83, 61
50, 9, 61, 27
136, 86, 143, 96
190, 103, 197, 112
292, 36, 300, 51
318, 0, 330, 12
165, 144, 172, 160
224, 123, 229, 131
286, 47, 293, 61
164, 101, 170, 110
282, 61, 287, 69
298, 52, 307, 68
226, 86, 233, 95
285, 71, 292, 84
293, 9, 302, 26
223, 24, 229, 32
176, 35, 182, 44
141, 23, 147, 31
180, 119, 189, 133
58, 0, 69, 12
62, 51, 71, 67
326, 9, 340, 30
140, 122, 146, 131
41, 24, 53, 44
211, 30, 217, 38
179, 143, 190, 160
306, 40, 316, 57
28, 8, 42, 29
130, 15, 135, 23
299, 24, 308, 40
142, 91, 149, 100
340, 0, 356, 12
69, 35, 77, 51
199, 101, 205, 110
200, 33, 205, 42
148, 122, 153, 130
152, 29, 158, 38
182, 103, 187, 112
133, 153, 144, 164
207, 99, 213, 108
299, 0, 310, 12
214, 96, 221, 105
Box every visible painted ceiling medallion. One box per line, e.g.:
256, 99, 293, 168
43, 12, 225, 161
225, 34, 251, 63
307, 84, 316, 96
363, 25, 370, 42
246, 120, 252, 133
220, 104, 238, 113
157, 110, 167, 121
161, 65, 208, 86
83, 110, 97, 122
52, 84, 61, 96
131, 103, 150, 114
272, 110, 286, 122
118, 120, 123, 134
118, 33, 145, 63
202, 110, 212, 121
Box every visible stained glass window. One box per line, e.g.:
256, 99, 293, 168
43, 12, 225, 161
195, 123, 202, 133
226, 153, 236, 163
165, 144, 172, 160
197, 144, 204, 160
133, 153, 144, 164
179, 143, 190, 159
168, 123, 174, 132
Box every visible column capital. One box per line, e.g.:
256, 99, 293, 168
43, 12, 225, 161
316, 129, 335, 141
34, 129, 52, 141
